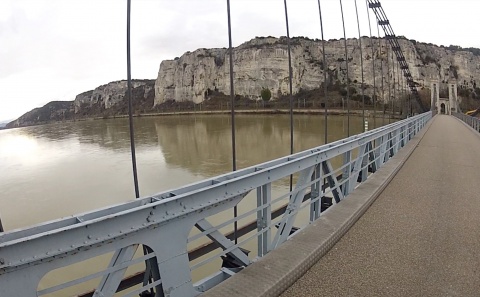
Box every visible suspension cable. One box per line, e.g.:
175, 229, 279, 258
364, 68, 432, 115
127, 2, 157, 294
366, 0, 377, 128
392, 49, 396, 116
385, 41, 392, 122
226, 0, 236, 173
397, 58, 401, 117
339, 0, 350, 137
126, 0, 140, 199
317, 0, 328, 144
354, 0, 365, 132
284, 0, 294, 191
401, 61, 405, 117
226, 0, 238, 244
377, 22, 385, 125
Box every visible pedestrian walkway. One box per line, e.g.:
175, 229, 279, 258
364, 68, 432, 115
281, 115, 480, 296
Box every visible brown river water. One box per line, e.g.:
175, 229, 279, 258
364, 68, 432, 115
0, 114, 386, 295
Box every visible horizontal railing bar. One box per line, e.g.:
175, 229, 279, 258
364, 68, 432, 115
37, 252, 155, 296
121, 278, 162, 297
0, 114, 421, 244
78, 271, 145, 297
110, 189, 337, 295
188, 176, 337, 261
3, 124, 416, 267
0, 112, 431, 297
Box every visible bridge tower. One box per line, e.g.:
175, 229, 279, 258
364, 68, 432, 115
431, 80, 458, 115
431, 81, 439, 111
448, 80, 459, 113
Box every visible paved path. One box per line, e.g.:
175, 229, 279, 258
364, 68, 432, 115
281, 115, 480, 297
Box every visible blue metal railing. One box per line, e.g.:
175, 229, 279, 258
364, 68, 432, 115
0, 112, 432, 297
454, 113, 480, 132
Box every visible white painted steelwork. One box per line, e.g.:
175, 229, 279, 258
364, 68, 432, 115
0, 112, 432, 297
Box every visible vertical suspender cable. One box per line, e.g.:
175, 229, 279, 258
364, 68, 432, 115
404, 71, 407, 115
397, 60, 401, 117
401, 68, 404, 116
127, 2, 156, 294
377, 22, 385, 125
408, 92, 412, 116
399, 64, 403, 116
386, 43, 392, 122
284, 0, 294, 191
227, 0, 236, 173
366, 1, 376, 128
317, 0, 328, 144
317, 0, 328, 218
354, 0, 365, 132
392, 50, 396, 116
396, 58, 400, 115
126, 0, 140, 199
405, 75, 408, 115
409, 81, 412, 115
339, 0, 350, 137
226, 0, 238, 244
396, 52, 399, 116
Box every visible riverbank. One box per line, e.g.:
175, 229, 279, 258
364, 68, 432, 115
96, 108, 403, 120
4, 108, 404, 129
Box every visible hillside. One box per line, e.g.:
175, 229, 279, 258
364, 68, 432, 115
7, 80, 155, 128
154, 36, 480, 111
8, 36, 480, 128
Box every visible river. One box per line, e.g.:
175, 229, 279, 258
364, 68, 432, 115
0, 113, 385, 295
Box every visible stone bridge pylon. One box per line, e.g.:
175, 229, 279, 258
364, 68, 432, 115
431, 80, 460, 115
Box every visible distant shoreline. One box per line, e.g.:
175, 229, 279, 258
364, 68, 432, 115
107, 108, 400, 118
4, 108, 403, 129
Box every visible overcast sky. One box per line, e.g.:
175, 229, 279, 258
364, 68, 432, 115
1, 0, 479, 121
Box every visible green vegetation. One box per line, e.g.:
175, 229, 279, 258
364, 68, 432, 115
261, 88, 272, 101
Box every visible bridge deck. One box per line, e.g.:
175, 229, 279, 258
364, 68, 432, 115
282, 115, 480, 296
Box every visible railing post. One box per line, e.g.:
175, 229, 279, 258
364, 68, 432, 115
257, 183, 272, 257
0, 111, 436, 296
144, 223, 197, 297
342, 151, 352, 196
309, 164, 322, 222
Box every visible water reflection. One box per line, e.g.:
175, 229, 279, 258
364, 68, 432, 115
153, 115, 365, 176
0, 114, 370, 230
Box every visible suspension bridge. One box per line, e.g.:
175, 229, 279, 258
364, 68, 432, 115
2, 1, 480, 296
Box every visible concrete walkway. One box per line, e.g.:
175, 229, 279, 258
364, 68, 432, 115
281, 115, 480, 296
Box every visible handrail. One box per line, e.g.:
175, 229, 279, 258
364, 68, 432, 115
453, 112, 480, 132
0, 111, 432, 297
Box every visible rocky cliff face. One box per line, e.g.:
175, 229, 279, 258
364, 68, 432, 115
9, 37, 480, 128
154, 36, 480, 105
8, 80, 155, 128
6, 101, 75, 128
74, 80, 155, 114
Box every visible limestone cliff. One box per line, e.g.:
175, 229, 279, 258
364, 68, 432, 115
8, 37, 480, 128
154, 36, 480, 105
8, 80, 155, 128
74, 80, 155, 114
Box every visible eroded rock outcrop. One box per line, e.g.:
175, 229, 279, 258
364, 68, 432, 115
74, 80, 155, 114
154, 36, 480, 105
8, 80, 155, 128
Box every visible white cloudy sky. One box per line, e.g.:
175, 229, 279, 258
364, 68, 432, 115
1, 0, 478, 121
